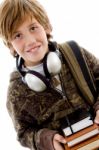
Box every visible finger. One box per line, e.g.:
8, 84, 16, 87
94, 110, 99, 124
94, 117, 99, 124
54, 134, 66, 144
54, 140, 65, 150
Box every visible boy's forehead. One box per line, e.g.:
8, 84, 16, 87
19, 16, 35, 24
18, 15, 35, 24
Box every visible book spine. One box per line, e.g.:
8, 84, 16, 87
65, 124, 98, 141
64, 134, 99, 150
67, 129, 99, 147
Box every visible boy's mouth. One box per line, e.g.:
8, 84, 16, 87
26, 45, 41, 53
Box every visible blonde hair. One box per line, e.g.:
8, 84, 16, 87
0, 0, 52, 48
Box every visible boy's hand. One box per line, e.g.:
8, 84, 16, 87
53, 133, 66, 150
94, 110, 99, 124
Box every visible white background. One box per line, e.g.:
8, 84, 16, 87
0, 0, 99, 150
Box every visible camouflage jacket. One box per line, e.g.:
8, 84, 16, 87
6, 42, 99, 150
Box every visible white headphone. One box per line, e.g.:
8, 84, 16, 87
16, 42, 62, 92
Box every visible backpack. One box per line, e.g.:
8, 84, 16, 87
59, 41, 97, 106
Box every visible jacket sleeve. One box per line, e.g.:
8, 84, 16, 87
6, 79, 57, 150
82, 48, 99, 112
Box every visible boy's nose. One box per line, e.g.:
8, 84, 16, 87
25, 33, 36, 45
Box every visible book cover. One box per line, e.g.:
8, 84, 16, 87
63, 117, 93, 136
62, 108, 93, 136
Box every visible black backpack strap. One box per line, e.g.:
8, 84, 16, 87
67, 41, 97, 100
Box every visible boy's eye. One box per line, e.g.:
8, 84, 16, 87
30, 26, 38, 31
16, 34, 21, 38
14, 33, 22, 39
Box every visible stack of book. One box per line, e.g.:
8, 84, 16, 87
61, 108, 99, 149
64, 123, 99, 149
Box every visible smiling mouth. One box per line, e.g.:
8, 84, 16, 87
26, 45, 41, 52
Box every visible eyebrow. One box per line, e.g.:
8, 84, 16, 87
14, 22, 38, 33
28, 22, 38, 28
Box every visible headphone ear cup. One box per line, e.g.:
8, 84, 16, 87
47, 52, 61, 75
25, 73, 46, 92
24, 71, 50, 92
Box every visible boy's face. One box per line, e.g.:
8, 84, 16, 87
9, 17, 49, 66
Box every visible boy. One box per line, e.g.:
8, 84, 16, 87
0, 0, 99, 150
